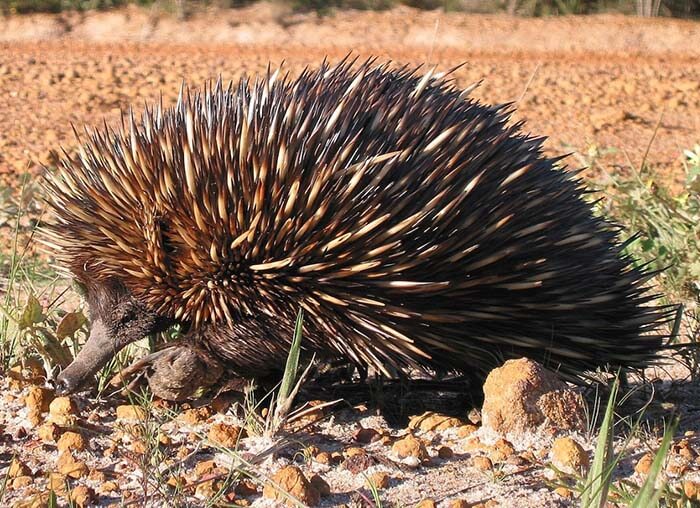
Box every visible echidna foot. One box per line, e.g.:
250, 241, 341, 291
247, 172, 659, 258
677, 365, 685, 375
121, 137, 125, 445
146, 345, 224, 401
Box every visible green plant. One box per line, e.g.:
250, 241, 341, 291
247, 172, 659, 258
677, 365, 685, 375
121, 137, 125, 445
551, 376, 682, 507
592, 146, 700, 301
362, 472, 384, 507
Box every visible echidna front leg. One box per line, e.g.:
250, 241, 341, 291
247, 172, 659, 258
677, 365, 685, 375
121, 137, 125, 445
146, 345, 223, 401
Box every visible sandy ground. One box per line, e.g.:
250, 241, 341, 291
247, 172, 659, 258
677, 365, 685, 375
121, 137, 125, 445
0, 5, 699, 189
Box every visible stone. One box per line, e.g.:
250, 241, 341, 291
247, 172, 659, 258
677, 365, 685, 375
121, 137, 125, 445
194, 459, 217, 476
554, 487, 573, 499
489, 438, 516, 463
315, 451, 332, 464
472, 456, 493, 471
57, 431, 86, 452
345, 446, 367, 457
366, 471, 390, 489
8, 458, 30, 478
48, 397, 77, 426
263, 466, 320, 506
438, 446, 454, 459
409, 412, 463, 432
178, 407, 213, 425
116, 405, 147, 420
634, 452, 653, 475
11, 475, 33, 489
177, 406, 212, 425
309, 474, 330, 497
683, 480, 700, 501
482, 358, 585, 436
24, 385, 53, 414
69, 485, 94, 508
49, 396, 75, 415
392, 435, 429, 461
57, 451, 88, 478
456, 424, 479, 438
551, 437, 589, 474
38, 422, 60, 442
353, 427, 380, 443
208, 422, 244, 448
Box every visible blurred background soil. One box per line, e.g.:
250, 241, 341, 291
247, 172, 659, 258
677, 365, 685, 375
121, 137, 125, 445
0, 5, 698, 193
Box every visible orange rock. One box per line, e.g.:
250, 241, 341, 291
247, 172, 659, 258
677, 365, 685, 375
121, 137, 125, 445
166, 476, 186, 489
194, 459, 217, 476
48, 396, 77, 426
130, 439, 148, 454
158, 432, 173, 446
416, 499, 437, 508
178, 407, 213, 425
391, 435, 429, 461
551, 437, 589, 474
97, 480, 119, 494
490, 438, 516, 463
315, 451, 332, 464
634, 452, 652, 475
24, 385, 53, 414
554, 487, 573, 499
472, 456, 493, 471
447, 500, 470, 508
208, 422, 245, 448
48, 472, 68, 495
456, 424, 479, 438
366, 471, 391, 489
11, 491, 51, 507
482, 358, 585, 436
195, 479, 221, 499
263, 466, 320, 506
11, 475, 33, 489
672, 439, 697, 461
49, 396, 76, 416
8, 458, 30, 478
116, 404, 147, 420
57, 451, 88, 478
69, 485, 94, 508
87, 469, 106, 482
683, 480, 700, 500
345, 446, 366, 457
463, 436, 485, 452
409, 412, 463, 432
57, 431, 86, 452
37, 422, 60, 442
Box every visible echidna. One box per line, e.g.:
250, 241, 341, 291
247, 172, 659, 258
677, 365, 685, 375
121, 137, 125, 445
43, 59, 671, 400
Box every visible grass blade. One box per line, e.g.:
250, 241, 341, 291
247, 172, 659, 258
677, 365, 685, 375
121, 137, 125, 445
278, 309, 303, 402
629, 420, 676, 508
581, 376, 619, 508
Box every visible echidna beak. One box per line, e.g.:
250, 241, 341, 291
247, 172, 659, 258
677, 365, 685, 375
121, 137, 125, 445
55, 317, 120, 395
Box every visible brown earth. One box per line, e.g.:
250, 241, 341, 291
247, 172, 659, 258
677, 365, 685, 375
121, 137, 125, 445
0, 5, 699, 192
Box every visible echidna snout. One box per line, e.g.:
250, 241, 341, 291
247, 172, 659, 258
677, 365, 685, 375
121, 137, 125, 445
44, 59, 673, 399
54, 280, 170, 394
